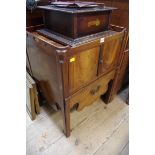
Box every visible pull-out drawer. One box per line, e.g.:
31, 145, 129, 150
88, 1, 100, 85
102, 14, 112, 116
68, 70, 115, 111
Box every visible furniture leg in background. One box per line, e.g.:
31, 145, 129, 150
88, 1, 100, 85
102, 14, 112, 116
26, 72, 40, 120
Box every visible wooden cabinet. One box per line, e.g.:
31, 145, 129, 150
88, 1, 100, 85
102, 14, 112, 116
26, 25, 125, 137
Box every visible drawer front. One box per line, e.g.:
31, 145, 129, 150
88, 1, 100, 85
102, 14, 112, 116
68, 70, 115, 111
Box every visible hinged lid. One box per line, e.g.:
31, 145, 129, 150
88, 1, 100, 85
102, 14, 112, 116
37, 1, 116, 14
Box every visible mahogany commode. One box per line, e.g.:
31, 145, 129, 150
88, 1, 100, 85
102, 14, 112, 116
26, 2, 126, 137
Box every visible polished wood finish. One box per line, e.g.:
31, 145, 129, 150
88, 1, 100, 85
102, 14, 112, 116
27, 0, 129, 32
105, 49, 129, 103
71, 0, 129, 30
43, 10, 73, 37
69, 0, 129, 97
68, 46, 100, 93
88, 0, 129, 100
76, 12, 111, 38
98, 31, 124, 74
26, 24, 125, 137
68, 70, 115, 111
37, 5, 114, 38
104, 28, 129, 103
26, 32, 65, 105
26, 0, 129, 136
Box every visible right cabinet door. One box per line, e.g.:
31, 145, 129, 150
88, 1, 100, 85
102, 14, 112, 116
98, 32, 124, 75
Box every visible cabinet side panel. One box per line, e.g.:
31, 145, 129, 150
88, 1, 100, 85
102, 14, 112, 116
114, 49, 129, 92
26, 37, 63, 105
44, 11, 73, 38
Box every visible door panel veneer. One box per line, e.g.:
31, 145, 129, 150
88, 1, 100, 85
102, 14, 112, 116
68, 46, 100, 93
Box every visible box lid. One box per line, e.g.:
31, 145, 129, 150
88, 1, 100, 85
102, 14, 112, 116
37, 3, 116, 14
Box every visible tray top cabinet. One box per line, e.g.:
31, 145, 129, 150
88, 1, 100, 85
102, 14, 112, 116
26, 24, 125, 137
27, 25, 125, 98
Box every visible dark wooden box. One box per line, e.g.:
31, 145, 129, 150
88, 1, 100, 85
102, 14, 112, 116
37, 5, 116, 38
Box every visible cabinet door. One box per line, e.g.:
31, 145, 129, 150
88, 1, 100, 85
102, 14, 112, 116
68, 46, 100, 94
98, 32, 124, 75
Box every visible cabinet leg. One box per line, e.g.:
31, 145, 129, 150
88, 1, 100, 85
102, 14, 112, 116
101, 80, 114, 104
62, 102, 70, 137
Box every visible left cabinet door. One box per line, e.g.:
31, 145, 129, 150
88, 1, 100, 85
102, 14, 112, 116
68, 45, 100, 94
